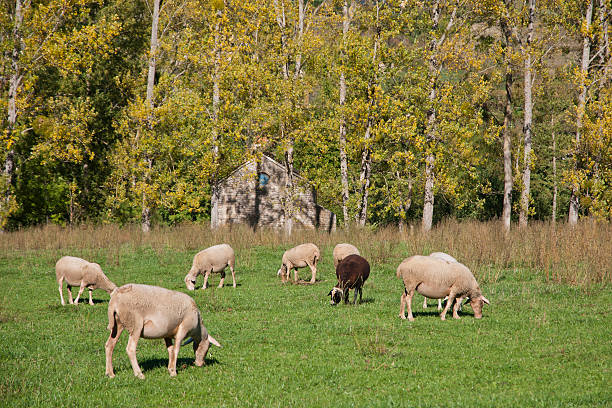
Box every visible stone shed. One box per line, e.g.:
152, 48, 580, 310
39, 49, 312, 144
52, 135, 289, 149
210, 155, 336, 231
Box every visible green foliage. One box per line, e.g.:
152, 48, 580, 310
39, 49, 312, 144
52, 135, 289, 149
1, 0, 610, 229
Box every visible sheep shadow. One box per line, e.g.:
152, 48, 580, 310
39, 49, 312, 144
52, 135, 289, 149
138, 356, 220, 373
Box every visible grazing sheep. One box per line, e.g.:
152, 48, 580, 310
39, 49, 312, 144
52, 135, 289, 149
332, 243, 360, 268
396, 255, 490, 321
184, 244, 236, 290
423, 252, 459, 310
55, 256, 117, 306
277, 243, 320, 284
328, 254, 370, 305
105, 284, 221, 379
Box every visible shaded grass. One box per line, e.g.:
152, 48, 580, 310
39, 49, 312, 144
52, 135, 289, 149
0, 236, 611, 407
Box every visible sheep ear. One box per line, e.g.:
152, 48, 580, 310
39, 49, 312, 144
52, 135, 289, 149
481, 296, 490, 305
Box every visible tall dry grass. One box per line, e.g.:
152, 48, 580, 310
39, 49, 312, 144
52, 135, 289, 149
1, 220, 610, 286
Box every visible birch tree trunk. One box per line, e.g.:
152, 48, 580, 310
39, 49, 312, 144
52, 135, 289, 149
2, 0, 24, 231
141, 0, 160, 233
569, 0, 593, 226
599, 0, 609, 85
338, 0, 353, 229
210, 18, 221, 229
422, 0, 453, 232
284, 140, 294, 236
552, 119, 557, 223
356, 0, 380, 227
500, 1, 513, 233
518, 0, 535, 228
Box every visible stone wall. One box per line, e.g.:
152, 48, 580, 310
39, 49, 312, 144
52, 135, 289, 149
212, 156, 336, 231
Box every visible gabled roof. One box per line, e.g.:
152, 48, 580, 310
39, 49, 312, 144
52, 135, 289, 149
218, 154, 305, 184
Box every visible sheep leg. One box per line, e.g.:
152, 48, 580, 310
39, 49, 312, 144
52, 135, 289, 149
169, 326, 188, 377
437, 298, 442, 311
230, 263, 236, 288
306, 260, 317, 284
423, 297, 428, 309
126, 324, 145, 379
202, 270, 210, 290
105, 322, 124, 378
88, 288, 94, 306
400, 288, 415, 321
74, 283, 87, 305
293, 268, 299, 283
440, 292, 456, 321
452, 297, 464, 319
218, 270, 225, 288
352, 289, 358, 305
164, 338, 175, 375
66, 284, 74, 305
359, 287, 363, 303
58, 278, 66, 306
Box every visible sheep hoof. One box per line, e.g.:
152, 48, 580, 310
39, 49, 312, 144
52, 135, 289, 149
136, 373, 145, 380
440, 316, 446, 321
217, 285, 223, 288
169, 370, 177, 377
106, 372, 115, 378
399, 314, 406, 320
408, 317, 415, 322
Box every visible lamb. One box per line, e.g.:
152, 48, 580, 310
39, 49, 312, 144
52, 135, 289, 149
55, 256, 117, 306
184, 244, 236, 290
328, 254, 370, 305
396, 255, 490, 321
105, 283, 221, 379
277, 243, 320, 284
423, 251, 459, 310
332, 243, 360, 268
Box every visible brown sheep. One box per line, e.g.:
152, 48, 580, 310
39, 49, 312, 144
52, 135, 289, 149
328, 254, 370, 305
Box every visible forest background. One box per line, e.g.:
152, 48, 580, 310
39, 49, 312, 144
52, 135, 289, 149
1, 0, 610, 232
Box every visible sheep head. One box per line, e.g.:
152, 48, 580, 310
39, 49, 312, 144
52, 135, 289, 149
328, 287, 344, 305
469, 295, 490, 319
184, 270, 197, 291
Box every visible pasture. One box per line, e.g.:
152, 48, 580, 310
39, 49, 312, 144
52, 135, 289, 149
0, 222, 610, 407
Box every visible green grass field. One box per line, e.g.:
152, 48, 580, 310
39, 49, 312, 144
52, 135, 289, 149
1, 239, 610, 407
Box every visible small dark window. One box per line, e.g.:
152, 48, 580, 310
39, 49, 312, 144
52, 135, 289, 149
258, 172, 270, 187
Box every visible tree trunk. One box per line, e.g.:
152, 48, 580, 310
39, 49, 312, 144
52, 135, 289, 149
356, 0, 380, 227
552, 119, 557, 223
500, 1, 513, 233
518, 0, 535, 228
294, 0, 304, 79
338, 0, 353, 229
284, 138, 294, 236
357, 121, 372, 226
141, 0, 160, 233
421, 0, 456, 232
569, 0, 593, 226
397, 172, 412, 231
210, 18, 221, 229
599, 0, 609, 86
2, 0, 24, 231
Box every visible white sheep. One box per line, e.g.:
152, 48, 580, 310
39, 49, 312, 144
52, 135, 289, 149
55, 256, 117, 306
277, 243, 320, 284
332, 243, 360, 268
397, 255, 490, 321
105, 283, 221, 379
423, 251, 459, 310
184, 244, 236, 290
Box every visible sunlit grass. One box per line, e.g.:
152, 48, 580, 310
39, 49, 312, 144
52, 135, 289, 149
0, 222, 610, 407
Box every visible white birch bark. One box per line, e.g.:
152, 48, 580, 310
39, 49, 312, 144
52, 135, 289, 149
569, 0, 593, 226
338, 0, 353, 228
518, 0, 535, 228
500, 0, 513, 233
141, 0, 160, 233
